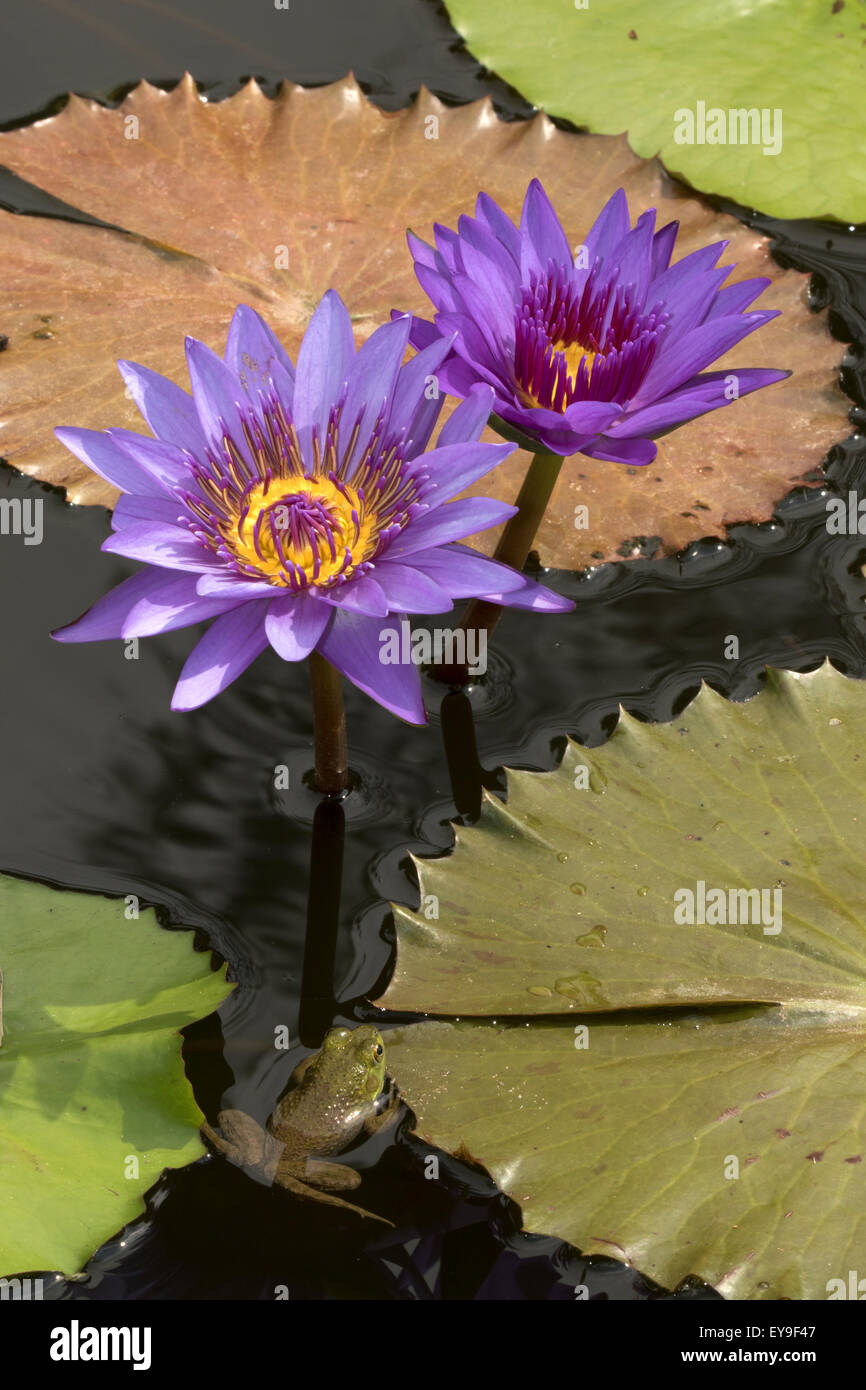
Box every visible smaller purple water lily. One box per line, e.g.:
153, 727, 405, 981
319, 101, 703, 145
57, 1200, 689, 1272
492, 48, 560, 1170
52, 293, 572, 724
402, 179, 789, 463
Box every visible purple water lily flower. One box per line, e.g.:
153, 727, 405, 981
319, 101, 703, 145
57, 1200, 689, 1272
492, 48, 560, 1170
402, 179, 789, 464
52, 293, 572, 723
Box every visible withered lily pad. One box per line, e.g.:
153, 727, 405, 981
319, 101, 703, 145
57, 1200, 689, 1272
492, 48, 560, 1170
0, 76, 846, 568
0, 874, 232, 1276
381, 664, 866, 1298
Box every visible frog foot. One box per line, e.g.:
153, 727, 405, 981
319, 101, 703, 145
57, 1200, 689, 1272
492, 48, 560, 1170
276, 1158, 394, 1225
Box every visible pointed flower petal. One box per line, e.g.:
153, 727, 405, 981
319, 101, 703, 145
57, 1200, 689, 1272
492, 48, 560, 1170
374, 561, 454, 615
317, 609, 426, 725
101, 524, 219, 572
52, 569, 244, 642
54, 427, 166, 497
116, 360, 206, 455
171, 601, 271, 711
225, 304, 296, 409
384, 498, 517, 560
264, 590, 331, 661
291, 289, 355, 459
185, 337, 255, 469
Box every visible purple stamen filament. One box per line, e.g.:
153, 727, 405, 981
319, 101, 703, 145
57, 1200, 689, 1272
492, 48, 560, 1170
513, 260, 669, 413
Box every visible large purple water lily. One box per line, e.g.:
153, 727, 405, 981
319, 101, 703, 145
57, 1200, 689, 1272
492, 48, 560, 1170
402, 179, 789, 463
52, 294, 572, 723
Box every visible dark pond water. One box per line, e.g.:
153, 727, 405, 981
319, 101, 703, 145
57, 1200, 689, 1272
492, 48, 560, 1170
1, 0, 866, 1301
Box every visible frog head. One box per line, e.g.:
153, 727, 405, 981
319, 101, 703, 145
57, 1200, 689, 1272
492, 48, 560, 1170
319, 1024, 386, 1103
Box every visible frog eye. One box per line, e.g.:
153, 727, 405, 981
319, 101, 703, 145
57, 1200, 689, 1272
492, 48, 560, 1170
374, 1043, 383, 1058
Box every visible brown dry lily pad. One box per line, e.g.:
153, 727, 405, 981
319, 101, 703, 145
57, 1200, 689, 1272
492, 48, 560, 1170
0, 75, 847, 567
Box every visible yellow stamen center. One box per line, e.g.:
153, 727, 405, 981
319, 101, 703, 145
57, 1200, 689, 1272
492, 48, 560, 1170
554, 339, 598, 387
220, 475, 377, 587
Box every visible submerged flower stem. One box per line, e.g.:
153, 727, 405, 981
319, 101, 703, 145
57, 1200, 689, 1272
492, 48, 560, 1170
434, 449, 564, 685
309, 651, 349, 796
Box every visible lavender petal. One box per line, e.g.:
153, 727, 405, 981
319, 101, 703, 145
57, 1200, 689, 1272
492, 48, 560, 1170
318, 608, 427, 725
264, 589, 331, 661
171, 601, 271, 710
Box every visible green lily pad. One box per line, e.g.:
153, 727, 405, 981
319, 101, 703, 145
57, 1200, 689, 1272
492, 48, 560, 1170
446, 0, 866, 223
0, 875, 232, 1276
381, 664, 866, 1298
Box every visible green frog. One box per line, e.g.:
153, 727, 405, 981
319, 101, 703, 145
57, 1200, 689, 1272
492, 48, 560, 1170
201, 1024, 399, 1222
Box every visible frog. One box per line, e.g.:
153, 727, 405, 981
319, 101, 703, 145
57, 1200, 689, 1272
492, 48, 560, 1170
200, 1024, 400, 1223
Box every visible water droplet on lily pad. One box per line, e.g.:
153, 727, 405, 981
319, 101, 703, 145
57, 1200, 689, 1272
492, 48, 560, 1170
576, 925, 607, 948
554, 972, 605, 1004
528, 985, 553, 998
569, 882, 586, 895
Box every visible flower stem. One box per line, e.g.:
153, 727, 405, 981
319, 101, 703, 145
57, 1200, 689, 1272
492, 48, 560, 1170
434, 448, 564, 684
309, 651, 349, 796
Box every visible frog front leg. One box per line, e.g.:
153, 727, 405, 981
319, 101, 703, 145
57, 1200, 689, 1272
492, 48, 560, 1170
362, 1077, 402, 1137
